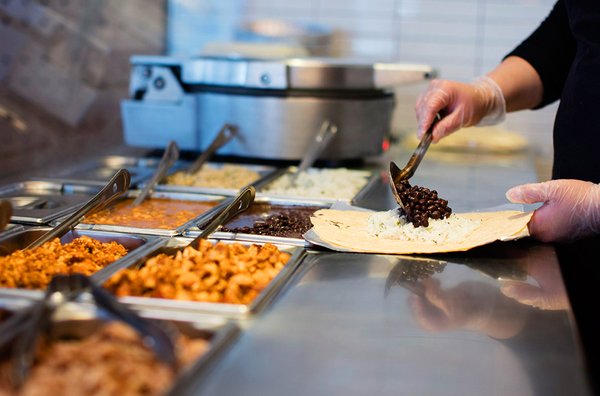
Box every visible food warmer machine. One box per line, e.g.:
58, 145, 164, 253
121, 55, 435, 160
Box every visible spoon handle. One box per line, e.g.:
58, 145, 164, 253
397, 112, 441, 181
297, 120, 338, 175
132, 140, 179, 206
187, 185, 255, 249
187, 124, 238, 174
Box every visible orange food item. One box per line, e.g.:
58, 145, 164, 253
84, 198, 220, 229
105, 240, 291, 305
0, 236, 128, 290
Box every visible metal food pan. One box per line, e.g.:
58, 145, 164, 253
94, 237, 306, 318
37, 155, 189, 188
0, 228, 163, 309
70, 191, 227, 237
0, 223, 25, 239
255, 166, 379, 204
0, 304, 240, 396
350, 169, 384, 206
154, 162, 280, 197
185, 196, 330, 247
0, 180, 101, 224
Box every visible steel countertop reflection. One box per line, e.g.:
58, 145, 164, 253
192, 244, 590, 396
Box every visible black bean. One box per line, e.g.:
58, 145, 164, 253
394, 179, 452, 228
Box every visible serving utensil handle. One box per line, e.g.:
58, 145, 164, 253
187, 124, 238, 174
297, 120, 338, 175
397, 112, 441, 181
188, 185, 255, 248
132, 140, 179, 206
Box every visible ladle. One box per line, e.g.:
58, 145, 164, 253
389, 113, 441, 208
132, 140, 179, 206
186, 124, 238, 174
26, 169, 130, 249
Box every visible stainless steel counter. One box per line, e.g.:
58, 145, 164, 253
185, 147, 592, 395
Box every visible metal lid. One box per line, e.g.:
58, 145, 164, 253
177, 56, 436, 90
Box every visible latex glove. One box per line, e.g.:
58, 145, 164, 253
415, 76, 506, 142
506, 179, 600, 242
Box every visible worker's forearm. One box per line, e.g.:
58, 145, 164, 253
487, 56, 544, 112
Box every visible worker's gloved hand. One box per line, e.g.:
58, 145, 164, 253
415, 76, 506, 142
506, 179, 600, 242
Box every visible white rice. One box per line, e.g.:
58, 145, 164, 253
263, 168, 371, 200
367, 209, 480, 244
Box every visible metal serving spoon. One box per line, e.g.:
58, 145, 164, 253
132, 140, 179, 206
26, 169, 130, 249
289, 120, 338, 186
186, 124, 238, 175
389, 113, 441, 207
0, 199, 12, 232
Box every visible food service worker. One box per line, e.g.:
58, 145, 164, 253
415, 0, 600, 242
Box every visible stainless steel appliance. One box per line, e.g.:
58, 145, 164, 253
121, 56, 435, 160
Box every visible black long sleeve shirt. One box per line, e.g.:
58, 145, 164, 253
506, 0, 600, 182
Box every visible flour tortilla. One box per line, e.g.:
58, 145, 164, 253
308, 209, 532, 254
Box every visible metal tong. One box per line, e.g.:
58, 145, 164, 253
289, 120, 338, 186
26, 169, 130, 249
389, 113, 441, 207
133, 140, 180, 206
0, 199, 12, 232
0, 273, 177, 388
186, 124, 238, 175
